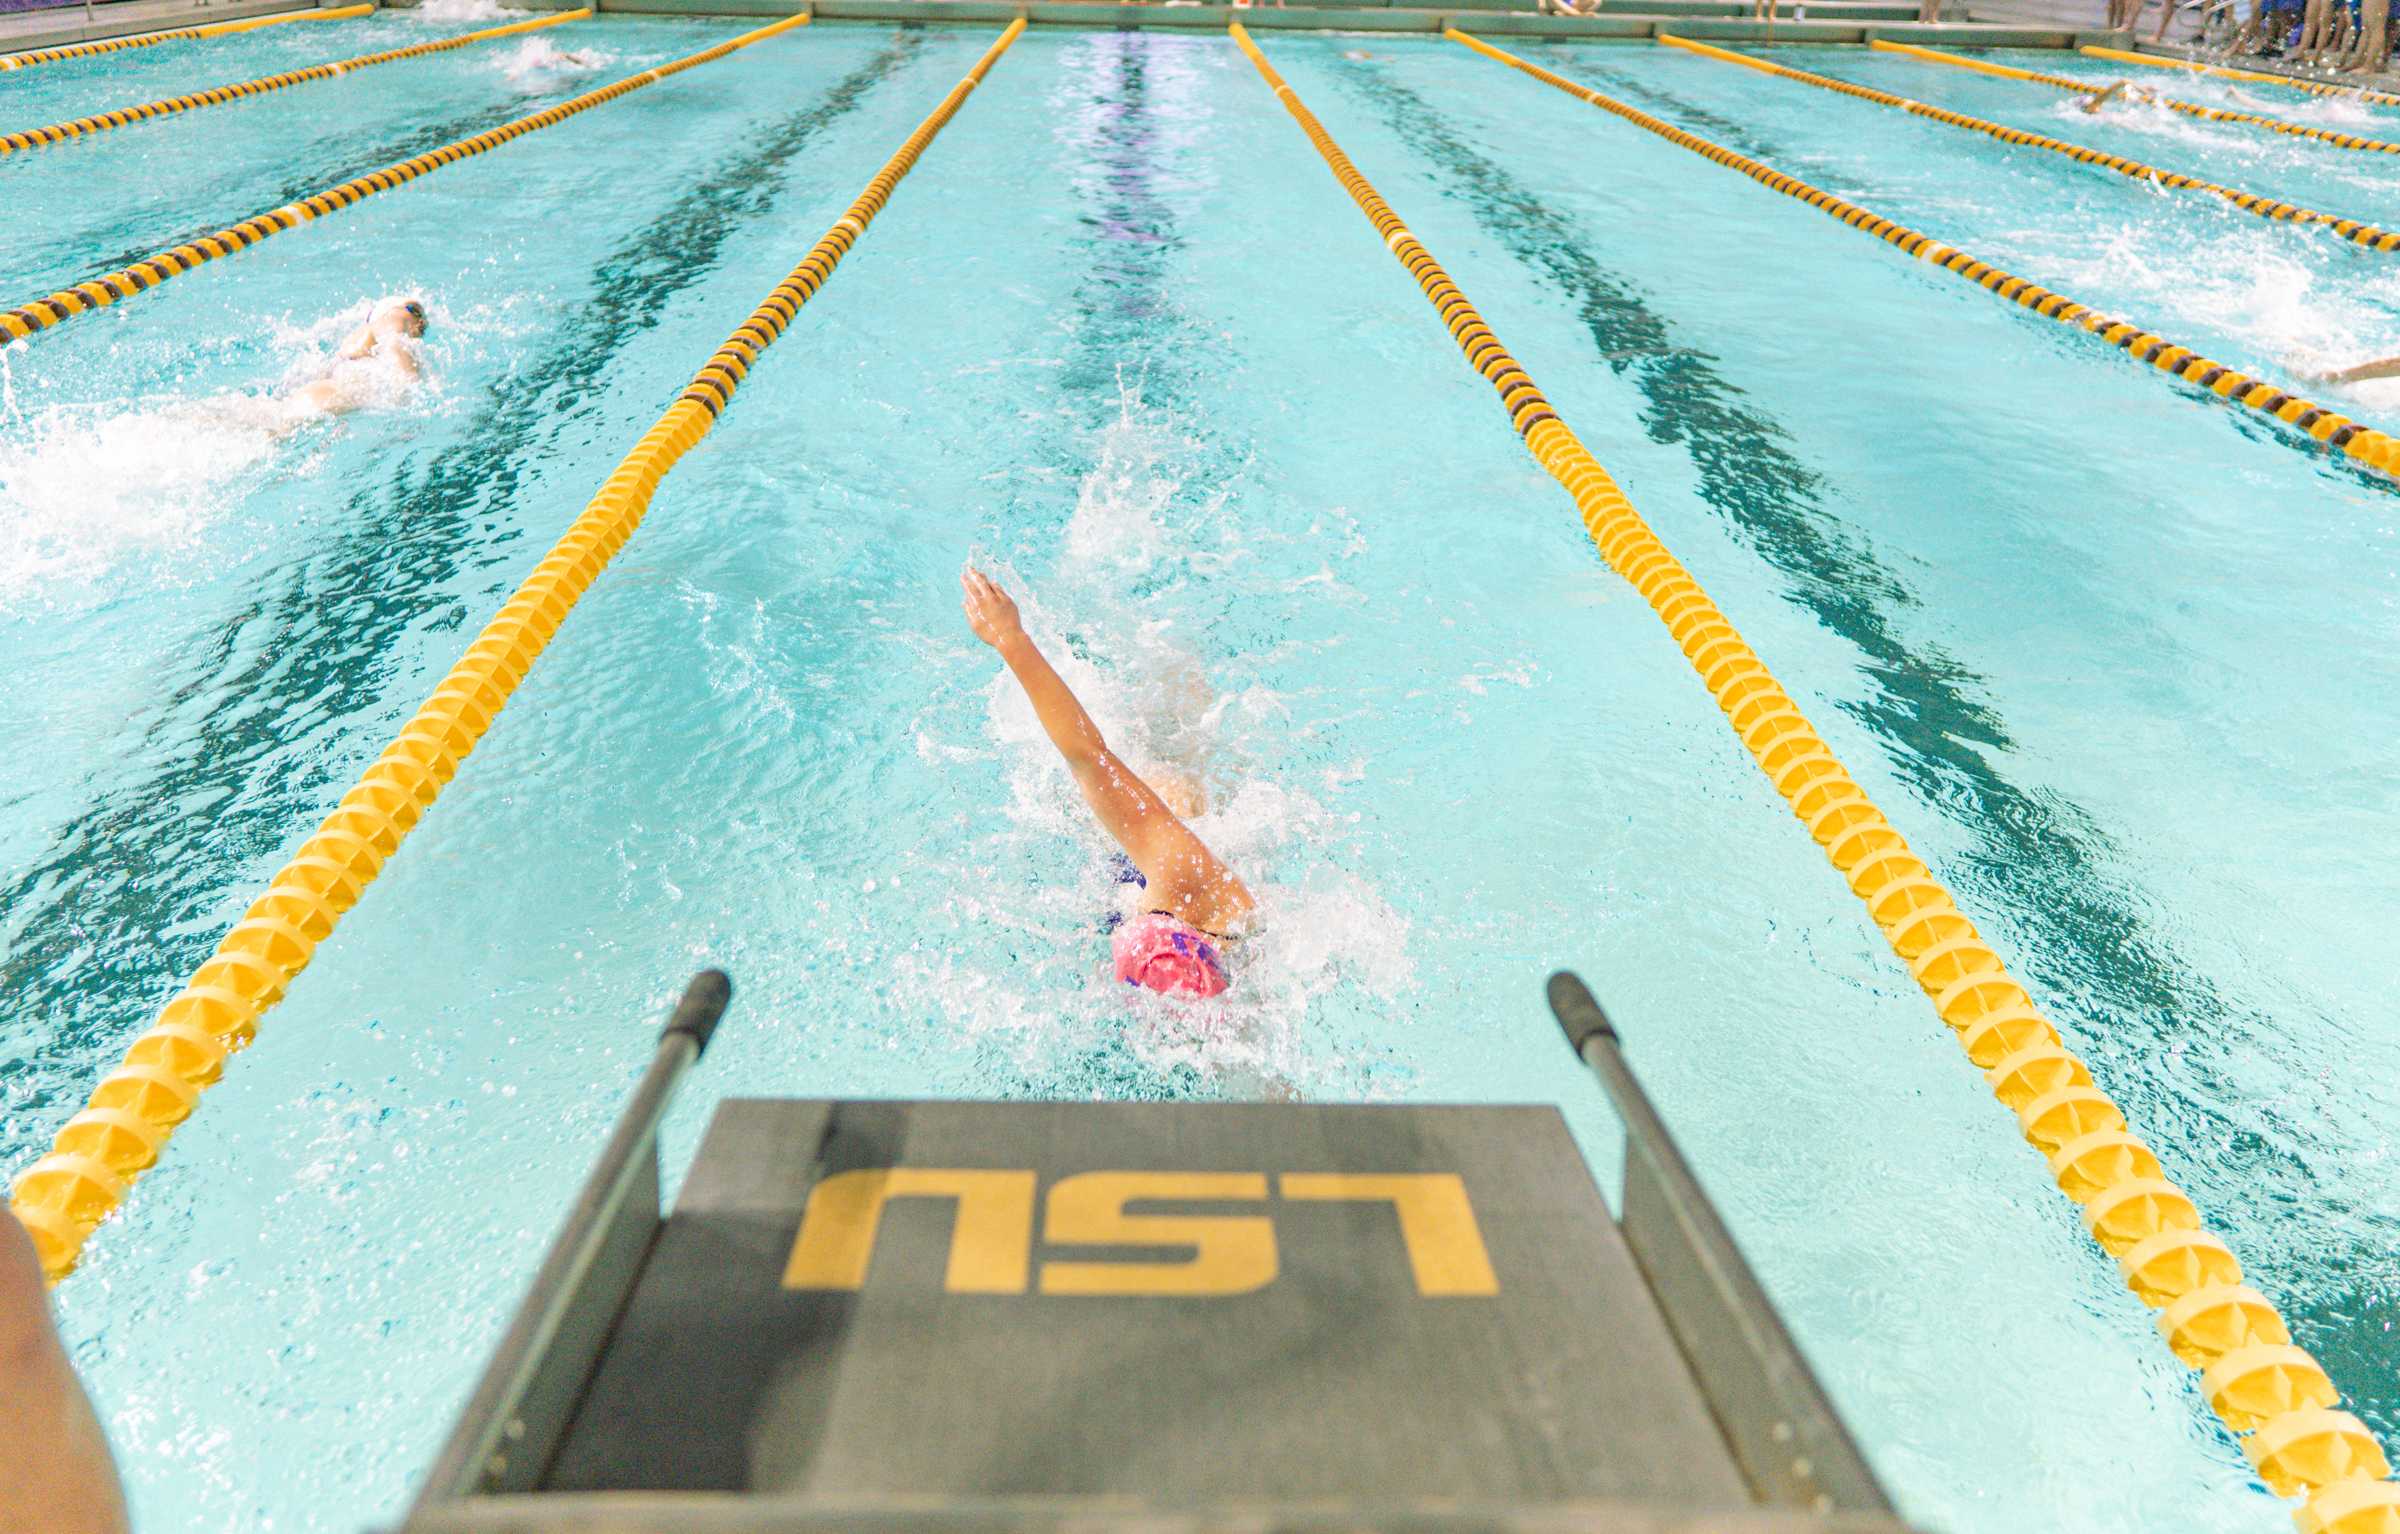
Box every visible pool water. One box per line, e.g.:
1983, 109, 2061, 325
2, 13, 2396, 1534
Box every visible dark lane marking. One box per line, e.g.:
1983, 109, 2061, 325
32, 83, 616, 296
1326, 53, 2398, 1432
0, 33, 926, 1164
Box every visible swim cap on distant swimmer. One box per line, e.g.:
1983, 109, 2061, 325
1112, 912, 1230, 998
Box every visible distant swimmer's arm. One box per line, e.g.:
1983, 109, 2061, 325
2079, 79, 2132, 112
389, 340, 422, 381
2313, 355, 2400, 384
962, 567, 1254, 934
0, 1213, 131, 1534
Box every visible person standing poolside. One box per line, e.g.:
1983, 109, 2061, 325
1, 1212, 130, 1534
961, 567, 1253, 998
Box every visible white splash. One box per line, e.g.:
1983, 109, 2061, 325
2034, 221, 2389, 397
407, 0, 523, 21
1063, 376, 1207, 575
939, 536, 1403, 1096
491, 35, 612, 82
895, 331, 1398, 1098
0, 390, 289, 606
0, 295, 457, 609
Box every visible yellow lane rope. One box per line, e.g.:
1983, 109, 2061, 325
1660, 33, 2400, 251
7, 16, 1029, 1287
0, 13, 810, 349
1873, 38, 2400, 154
1237, 22, 2400, 1531
0, 3, 370, 72
1, 10, 589, 156
2081, 42, 2400, 110
1450, 31, 2396, 475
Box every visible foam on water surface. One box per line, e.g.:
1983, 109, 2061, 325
490, 35, 613, 82
406, 0, 529, 24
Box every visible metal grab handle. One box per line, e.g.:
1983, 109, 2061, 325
1547, 971, 1891, 1516
411, 970, 733, 1510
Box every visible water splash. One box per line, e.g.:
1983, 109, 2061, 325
0, 391, 292, 607
2032, 221, 2394, 394
0, 298, 476, 610
1062, 377, 1187, 575
940, 381, 1411, 1099
490, 35, 612, 83
406, 0, 523, 22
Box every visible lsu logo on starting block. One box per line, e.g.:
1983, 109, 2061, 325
782, 1170, 1499, 1298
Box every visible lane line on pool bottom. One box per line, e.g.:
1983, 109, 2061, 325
7, 16, 1028, 1287
0, 3, 369, 72
1449, 31, 2398, 478
1, 9, 592, 156
1659, 32, 2400, 252
1874, 38, 2400, 155
0, 12, 812, 349
2081, 41, 2400, 110
1232, 21, 2400, 1530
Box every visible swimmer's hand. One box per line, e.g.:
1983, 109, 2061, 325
961, 566, 1024, 649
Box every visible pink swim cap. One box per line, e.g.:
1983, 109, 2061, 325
1112, 912, 1230, 998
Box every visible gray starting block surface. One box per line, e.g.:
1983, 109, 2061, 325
406, 975, 1911, 1533
549, 1101, 1743, 1503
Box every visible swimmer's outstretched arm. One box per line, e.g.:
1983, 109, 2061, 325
2313, 355, 2400, 384
962, 567, 1255, 935
0, 1213, 130, 1534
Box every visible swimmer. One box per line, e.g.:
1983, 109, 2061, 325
507, 40, 608, 75
282, 297, 428, 422
2078, 79, 2157, 111
961, 566, 1254, 998
1, 1212, 130, 1534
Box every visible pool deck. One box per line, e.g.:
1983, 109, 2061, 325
0, 0, 346, 54
0, 0, 2131, 51
42, 0, 2400, 70
519, 0, 2127, 46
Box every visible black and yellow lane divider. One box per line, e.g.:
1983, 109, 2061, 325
0, 3, 371, 72
1660, 33, 2400, 252
1874, 38, 2400, 155
6, 16, 1028, 1287
1236, 22, 2400, 1532
1450, 31, 2397, 477
0, 12, 810, 349
1, 10, 589, 157
2081, 42, 2400, 110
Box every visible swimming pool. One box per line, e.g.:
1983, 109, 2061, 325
3, 10, 2396, 1532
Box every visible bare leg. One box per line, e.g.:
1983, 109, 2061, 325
2304, 0, 2333, 55
0, 1215, 130, 1534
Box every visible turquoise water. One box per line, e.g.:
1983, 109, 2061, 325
2, 15, 2396, 1534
